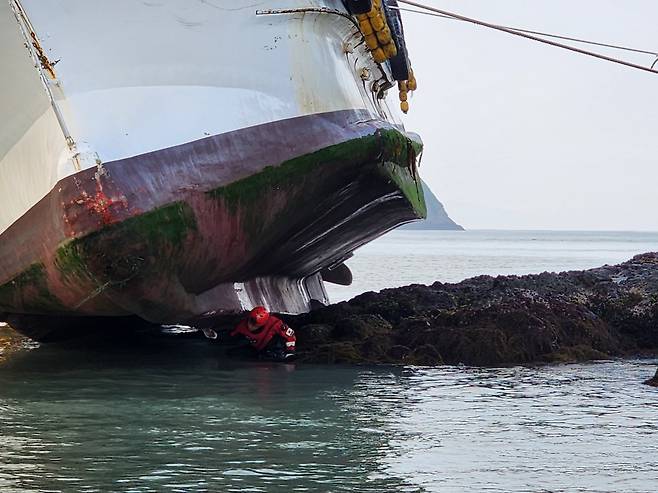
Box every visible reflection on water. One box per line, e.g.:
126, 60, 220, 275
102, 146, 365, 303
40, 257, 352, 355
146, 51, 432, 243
0, 337, 656, 492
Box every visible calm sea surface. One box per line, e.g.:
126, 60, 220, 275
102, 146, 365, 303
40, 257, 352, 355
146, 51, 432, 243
1, 230, 657, 492
326, 230, 658, 302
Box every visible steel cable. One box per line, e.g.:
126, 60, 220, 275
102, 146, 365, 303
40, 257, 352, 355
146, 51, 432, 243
397, 0, 658, 75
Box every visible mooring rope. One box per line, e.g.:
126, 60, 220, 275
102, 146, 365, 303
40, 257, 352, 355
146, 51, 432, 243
397, 0, 658, 75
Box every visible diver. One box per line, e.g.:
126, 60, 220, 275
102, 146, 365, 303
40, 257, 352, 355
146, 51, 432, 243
202, 306, 297, 362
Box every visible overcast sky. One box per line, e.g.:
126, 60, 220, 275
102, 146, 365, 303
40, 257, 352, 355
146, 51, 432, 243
400, 0, 658, 231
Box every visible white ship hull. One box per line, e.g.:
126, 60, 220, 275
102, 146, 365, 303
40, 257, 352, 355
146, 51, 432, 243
0, 0, 426, 340
1, 0, 404, 235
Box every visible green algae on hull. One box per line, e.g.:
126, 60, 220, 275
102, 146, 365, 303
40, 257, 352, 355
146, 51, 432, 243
0, 263, 64, 313
380, 160, 426, 219
55, 201, 198, 284
203, 129, 427, 273
206, 128, 426, 246
207, 134, 373, 210
208, 128, 425, 215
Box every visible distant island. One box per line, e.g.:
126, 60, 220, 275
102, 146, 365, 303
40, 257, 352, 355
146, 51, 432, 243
402, 181, 464, 230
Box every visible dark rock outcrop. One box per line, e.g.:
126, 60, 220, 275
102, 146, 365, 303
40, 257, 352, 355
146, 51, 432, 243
0, 325, 27, 364
289, 253, 658, 366
402, 181, 463, 231
644, 369, 658, 387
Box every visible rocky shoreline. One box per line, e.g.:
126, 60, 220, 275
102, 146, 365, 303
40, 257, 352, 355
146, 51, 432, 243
288, 253, 658, 367
0, 325, 28, 364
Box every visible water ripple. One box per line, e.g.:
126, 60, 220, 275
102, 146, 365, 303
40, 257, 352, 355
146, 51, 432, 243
1, 353, 656, 492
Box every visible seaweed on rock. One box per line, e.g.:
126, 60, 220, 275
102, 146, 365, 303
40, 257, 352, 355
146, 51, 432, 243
289, 253, 658, 366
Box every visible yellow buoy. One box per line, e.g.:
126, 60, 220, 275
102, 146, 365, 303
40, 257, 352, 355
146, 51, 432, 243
370, 13, 385, 31
359, 18, 374, 36
399, 91, 408, 102
376, 25, 392, 44
400, 101, 409, 113
365, 33, 379, 50
408, 70, 417, 91
398, 81, 408, 91
372, 47, 387, 63
383, 41, 397, 58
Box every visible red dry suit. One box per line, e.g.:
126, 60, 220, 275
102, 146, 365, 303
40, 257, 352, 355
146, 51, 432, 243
230, 315, 296, 353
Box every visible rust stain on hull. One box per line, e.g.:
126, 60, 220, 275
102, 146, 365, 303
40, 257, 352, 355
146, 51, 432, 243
65, 172, 130, 234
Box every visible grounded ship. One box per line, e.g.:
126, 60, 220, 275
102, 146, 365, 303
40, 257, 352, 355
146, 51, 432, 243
0, 0, 426, 340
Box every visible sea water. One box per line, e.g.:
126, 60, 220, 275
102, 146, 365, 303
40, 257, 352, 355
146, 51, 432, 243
1, 230, 657, 493
326, 230, 658, 302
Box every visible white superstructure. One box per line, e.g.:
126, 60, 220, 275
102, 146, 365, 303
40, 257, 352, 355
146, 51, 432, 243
0, 0, 402, 235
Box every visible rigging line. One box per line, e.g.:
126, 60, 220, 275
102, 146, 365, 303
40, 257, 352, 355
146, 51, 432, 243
391, 5, 658, 57
397, 0, 658, 75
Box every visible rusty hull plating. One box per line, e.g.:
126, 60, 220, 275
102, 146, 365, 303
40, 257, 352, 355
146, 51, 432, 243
0, 110, 425, 340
